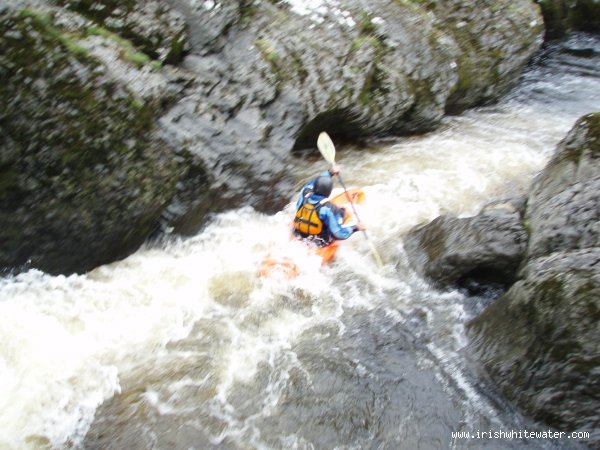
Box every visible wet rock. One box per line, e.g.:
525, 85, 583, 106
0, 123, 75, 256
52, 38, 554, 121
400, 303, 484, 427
0, 8, 179, 274
403, 199, 528, 292
468, 249, 600, 445
537, 0, 600, 38
164, 0, 242, 55
1, 0, 546, 273
55, 0, 189, 64
423, 0, 545, 114
525, 112, 600, 259
159, 0, 543, 231
468, 113, 600, 445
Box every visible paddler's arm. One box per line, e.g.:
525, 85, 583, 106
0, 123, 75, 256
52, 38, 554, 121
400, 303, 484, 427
320, 205, 365, 240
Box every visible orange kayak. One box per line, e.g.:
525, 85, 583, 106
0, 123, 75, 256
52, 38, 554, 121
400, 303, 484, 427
260, 188, 365, 278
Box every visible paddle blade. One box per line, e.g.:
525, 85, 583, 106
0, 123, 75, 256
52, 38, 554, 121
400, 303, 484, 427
317, 131, 336, 164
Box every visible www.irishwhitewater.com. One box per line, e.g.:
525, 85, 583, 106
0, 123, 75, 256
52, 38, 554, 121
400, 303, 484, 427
451, 430, 590, 440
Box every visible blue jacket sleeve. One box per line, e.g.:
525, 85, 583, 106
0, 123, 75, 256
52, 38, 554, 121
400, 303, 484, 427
319, 205, 356, 240
295, 171, 332, 209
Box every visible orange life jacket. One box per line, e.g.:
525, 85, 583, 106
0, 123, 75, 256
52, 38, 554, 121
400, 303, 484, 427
294, 199, 326, 236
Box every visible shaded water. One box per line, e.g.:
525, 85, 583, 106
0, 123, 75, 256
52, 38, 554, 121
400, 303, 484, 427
1, 34, 599, 449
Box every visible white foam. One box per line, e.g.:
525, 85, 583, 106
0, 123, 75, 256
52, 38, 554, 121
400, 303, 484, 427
284, 0, 329, 17
283, 0, 357, 27
2, 52, 599, 446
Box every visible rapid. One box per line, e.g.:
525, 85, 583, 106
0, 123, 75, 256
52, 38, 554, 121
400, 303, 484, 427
1, 33, 599, 450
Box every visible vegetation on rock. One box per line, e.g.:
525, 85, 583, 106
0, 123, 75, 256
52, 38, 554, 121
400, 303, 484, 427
0, 9, 178, 274
468, 113, 600, 444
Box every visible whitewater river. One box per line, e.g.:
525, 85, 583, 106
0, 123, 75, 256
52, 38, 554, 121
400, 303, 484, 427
1, 34, 599, 450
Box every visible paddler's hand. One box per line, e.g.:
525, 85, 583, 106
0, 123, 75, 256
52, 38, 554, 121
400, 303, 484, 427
328, 164, 340, 176
354, 222, 366, 232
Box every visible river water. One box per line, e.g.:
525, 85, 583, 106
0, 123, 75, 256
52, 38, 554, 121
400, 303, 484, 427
1, 33, 599, 450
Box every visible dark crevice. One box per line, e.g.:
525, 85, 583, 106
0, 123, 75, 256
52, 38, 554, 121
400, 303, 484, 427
458, 266, 515, 296
291, 109, 364, 152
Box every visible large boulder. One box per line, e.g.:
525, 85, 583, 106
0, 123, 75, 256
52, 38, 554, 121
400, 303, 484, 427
424, 0, 546, 114
468, 249, 600, 441
0, 7, 180, 274
468, 113, 600, 445
525, 113, 600, 259
1, 0, 545, 274
159, 0, 544, 231
403, 200, 528, 292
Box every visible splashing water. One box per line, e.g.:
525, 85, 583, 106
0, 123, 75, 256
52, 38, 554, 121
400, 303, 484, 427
1, 34, 599, 449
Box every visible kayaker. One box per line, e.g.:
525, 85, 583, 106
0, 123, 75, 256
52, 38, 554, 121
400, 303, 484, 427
293, 164, 365, 247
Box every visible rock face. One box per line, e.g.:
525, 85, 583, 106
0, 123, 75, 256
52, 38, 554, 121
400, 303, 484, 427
468, 113, 600, 444
1, 0, 545, 274
55, 0, 189, 64
424, 0, 546, 114
403, 200, 528, 291
0, 7, 180, 274
526, 115, 600, 260
159, 0, 545, 231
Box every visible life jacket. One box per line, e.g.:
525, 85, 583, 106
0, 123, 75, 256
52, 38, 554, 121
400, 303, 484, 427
293, 196, 330, 243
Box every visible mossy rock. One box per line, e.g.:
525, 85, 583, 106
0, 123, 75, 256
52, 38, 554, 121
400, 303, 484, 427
468, 114, 600, 445
0, 9, 178, 274
468, 250, 600, 441
55, 0, 188, 63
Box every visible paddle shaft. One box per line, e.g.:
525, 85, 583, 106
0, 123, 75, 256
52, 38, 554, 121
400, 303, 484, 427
336, 172, 384, 268
316, 131, 383, 267
337, 173, 368, 237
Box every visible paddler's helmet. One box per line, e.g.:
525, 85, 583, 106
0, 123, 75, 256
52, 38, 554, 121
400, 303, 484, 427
313, 176, 333, 197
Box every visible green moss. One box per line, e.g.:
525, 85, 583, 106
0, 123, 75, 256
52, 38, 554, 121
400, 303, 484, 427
358, 10, 377, 36
351, 11, 390, 107
13, 13, 160, 71
523, 217, 532, 233
290, 51, 308, 84
255, 38, 283, 84
554, 112, 600, 166
240, 1, 259, 27
150, 60, 163, 71
454, 58, 473, 91
20, 9, 89, 58
256, 38, 278, 64
86, 25, 161, 70
359, 67, 376, 105
1, 9, 179, 273
444, 19, 510, 113
125, 50, 151, 68
352, 35, 381, 52
582, 112, 600, 140
164, 31, 186, 65
130, 97, 144, 110
359, 64, 386, 107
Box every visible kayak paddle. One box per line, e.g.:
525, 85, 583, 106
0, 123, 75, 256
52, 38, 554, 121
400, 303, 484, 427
316, 132, 384, 268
